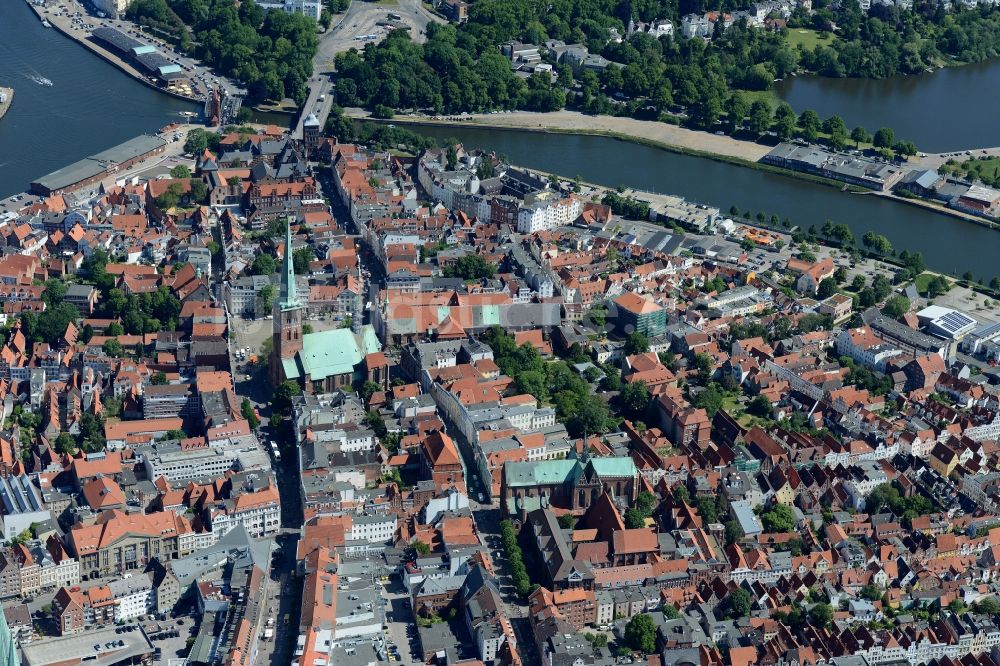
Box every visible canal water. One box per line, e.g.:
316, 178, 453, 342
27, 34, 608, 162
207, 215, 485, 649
410, 124, 1000, 281
0, 0, 196, 199
775, 61, 1000, 153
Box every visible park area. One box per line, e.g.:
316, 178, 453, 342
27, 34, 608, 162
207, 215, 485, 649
785, 28, 835, 50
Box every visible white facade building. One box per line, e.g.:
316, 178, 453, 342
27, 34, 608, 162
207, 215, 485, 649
516, 196, 583, 233
108, 574, 155, 622
256, 0, 322, 20
347, 514, 397, 544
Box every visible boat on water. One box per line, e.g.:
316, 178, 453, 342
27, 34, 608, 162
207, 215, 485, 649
41, 19, 51, 27
29, 75, 53, 87
0, 87, 13, 122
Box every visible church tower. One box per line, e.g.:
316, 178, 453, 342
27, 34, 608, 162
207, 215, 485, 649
270, 219, 304, 386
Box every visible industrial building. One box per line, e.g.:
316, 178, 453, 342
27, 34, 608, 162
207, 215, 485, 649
30, 135, 167, 196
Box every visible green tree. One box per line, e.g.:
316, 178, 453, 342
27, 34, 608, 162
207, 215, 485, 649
293, 247, 314, 274
694, 353, 714, 381
413, 540, 431, 555
150, 371, 168, 385
725, 92, 749, 133
241, 398, 260, 429
623, 331, 649, 356
251, 253, 277, 276
42, 279, 68, 309
797, 109, 821, 142
624, 614, 657, 654
257, 284, 276, 313
621, 381, 650, 417
443, 255, 496, 280
809, 602, 833, 628
725, 520, 744, 546
170, 164, 192, 178
760, 503, 796, 532
359, 381, 381, 402
693, 383, 725, 418
882, 295, 910, 318
103, 339, 123, 357
54, 432, 76, 455
725, 588, 752, 618
272, 380, 301, 415
558, 514, 576, 529
873, 127, 896, 149
624, 507, 646, 529
747, 395, 772, 417
823, 114, 848, 148
817, 277, 837, 299
747, 100, 772, 136
851, 126, 871, 147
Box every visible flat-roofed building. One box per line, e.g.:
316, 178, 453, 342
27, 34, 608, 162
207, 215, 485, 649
0, 475, 49, 541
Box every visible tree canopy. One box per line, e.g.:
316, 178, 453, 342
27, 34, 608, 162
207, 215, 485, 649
129, 0, 318, 104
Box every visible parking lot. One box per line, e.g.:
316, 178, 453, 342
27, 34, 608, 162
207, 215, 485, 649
382, 579, 422, 664
39, 0, 243, 101
314, 0, 444, 72
144, 621, 195, 665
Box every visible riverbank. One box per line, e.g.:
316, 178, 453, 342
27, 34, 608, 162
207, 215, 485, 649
872, 191, 1000, 231
346, 108, 772, 162
0, 88, 12, 122
353, 110, 1000, 231
25, 1, 202, 106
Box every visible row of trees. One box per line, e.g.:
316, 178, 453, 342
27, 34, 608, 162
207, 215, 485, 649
499, 519, 533, 597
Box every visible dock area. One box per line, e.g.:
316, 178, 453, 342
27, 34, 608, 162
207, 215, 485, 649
0, 87, 13, 121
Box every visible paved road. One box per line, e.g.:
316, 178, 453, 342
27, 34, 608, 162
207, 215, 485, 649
293, 75, 335, 140
915, 146, 1000, 170
314, 0, 444, 73
296, 0, 444, 138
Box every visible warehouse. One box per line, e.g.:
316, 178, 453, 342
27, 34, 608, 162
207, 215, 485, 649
30, 135, 168, 195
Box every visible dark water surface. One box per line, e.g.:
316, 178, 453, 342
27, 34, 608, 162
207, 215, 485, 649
775, 61, 1000, 153
0, 0, 196, 198
412, 124, 1000, 281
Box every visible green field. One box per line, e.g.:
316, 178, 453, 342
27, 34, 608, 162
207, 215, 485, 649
785, 29, 834, 50
741, 89, 781, 110
914, 272, 952, 295
940, 155, 1000, 187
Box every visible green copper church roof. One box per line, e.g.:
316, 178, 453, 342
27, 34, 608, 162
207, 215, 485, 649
299, 328, 363, 381
504, 460, 580, 488
0, 606, 19, 666
588, 457, 638, 478
279, 218, 300, 310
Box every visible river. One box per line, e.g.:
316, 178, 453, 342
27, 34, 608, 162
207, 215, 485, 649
0, 0, 197, 199
410, 125, 1000, 281
2, 0, 998, 279
775, 60, 1000, 153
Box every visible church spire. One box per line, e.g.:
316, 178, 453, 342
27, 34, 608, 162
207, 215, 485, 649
279, 217, 299, 309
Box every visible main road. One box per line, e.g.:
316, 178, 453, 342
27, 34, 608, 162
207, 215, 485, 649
294, 0, 445, 138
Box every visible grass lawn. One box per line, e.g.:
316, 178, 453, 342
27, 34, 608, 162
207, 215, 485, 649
940, 155, 1000, 185
740, 89, 781, 110
785, 28, 834, 50
913, 272, 954, 296
721, 393, 743, 416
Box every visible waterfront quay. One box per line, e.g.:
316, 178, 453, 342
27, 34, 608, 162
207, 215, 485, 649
24, 0, 240, 104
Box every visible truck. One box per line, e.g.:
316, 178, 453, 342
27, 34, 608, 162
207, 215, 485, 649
263, 628, 274, 640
